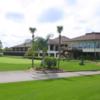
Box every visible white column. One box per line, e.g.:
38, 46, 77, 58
53, 45, 56, 51
53, 45, 56, 57
48, 45, 50, 56
48, 45, 50, 51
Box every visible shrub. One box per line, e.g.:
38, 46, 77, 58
44, 57, 57, 69
79, 55, 84, 65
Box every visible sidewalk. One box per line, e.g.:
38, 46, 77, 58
0, 70, 100, 83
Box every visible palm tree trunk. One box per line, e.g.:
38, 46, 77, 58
42, 51, 45, 67
41, 51, 45, 68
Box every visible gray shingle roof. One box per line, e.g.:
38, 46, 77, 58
48, 36, 70, 44
70, 32, 100, 41
11, 42, 32, 48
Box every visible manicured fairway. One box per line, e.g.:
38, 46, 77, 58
0, 75, 100, 100
0, 56, 40, 71
0, 56, 100, 71
61, 60, 100, 71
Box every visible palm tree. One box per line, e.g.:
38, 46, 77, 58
29, 28, 36, 34
29, 27, 36, 68
57, 26, 63, 33
57, 26, 63, 69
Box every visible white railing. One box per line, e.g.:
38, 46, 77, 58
83, 48, 100, 52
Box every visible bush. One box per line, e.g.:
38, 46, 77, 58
79, 55, 84, 65
44, 57, 57, 69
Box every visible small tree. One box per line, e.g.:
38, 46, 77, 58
35, 34, 53, 67
57, 26, 63, 69
44, 57, 57, 69
79, 55, 84, 65
29, 27, 36, 68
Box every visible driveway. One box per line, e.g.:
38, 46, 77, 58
0, 70, 100, 83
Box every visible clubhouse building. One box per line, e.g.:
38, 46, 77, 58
4, 41, 31, 56
47, 36, 69, 57
4, 32, 100, 59
68, 32, 100, 59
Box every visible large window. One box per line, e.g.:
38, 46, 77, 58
96, 41, 100, 48
79, 42, 95, 48
55, 45, 58, 51
72, 41, 100, 49
78, 41, 100, 49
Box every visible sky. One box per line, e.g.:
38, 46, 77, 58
0, 0, 100, 47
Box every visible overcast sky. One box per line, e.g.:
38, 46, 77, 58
0, 0, 100, 47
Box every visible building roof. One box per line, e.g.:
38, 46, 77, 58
48, 36, 70, 45
10, 32, 100, 48
70, 32, 100, 41
11, 41, 31, 48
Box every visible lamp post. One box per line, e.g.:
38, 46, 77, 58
57, 26, 63, 69
29, 27, 36, 68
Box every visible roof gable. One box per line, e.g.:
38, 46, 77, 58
48, 36, 70, 44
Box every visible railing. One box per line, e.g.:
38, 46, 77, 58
4, 51, 25, 53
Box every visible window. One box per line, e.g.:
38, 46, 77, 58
50, 45, 54, 50
55, 45, 58, 51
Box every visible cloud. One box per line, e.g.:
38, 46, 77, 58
5, 12, 24, 22
38, 8, 64, 23
1, 0, 100, 47
66, 0, 77, 5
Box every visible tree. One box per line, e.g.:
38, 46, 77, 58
29, 27, 36, 68
35, 34, 53, 52
57, 26, 63, 69
29, 28, 36, 34
35, 34, 53, 67
57, 26, 63, 33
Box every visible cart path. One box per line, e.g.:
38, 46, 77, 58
0, 70, 100, 83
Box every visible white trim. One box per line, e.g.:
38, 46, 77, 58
83, 48, 100, 52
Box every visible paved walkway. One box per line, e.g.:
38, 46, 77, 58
0, 70, 100, 83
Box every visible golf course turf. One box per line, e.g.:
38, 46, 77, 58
0, 56, 100, 100
0, 75, 100, 100
0, 56, 100, 71
0, 56, 40, 71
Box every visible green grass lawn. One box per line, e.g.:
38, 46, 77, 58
61, 60, 100, 71
0, 75, 100, 100
0, 56, 100, 71
0, 56, 40, 71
